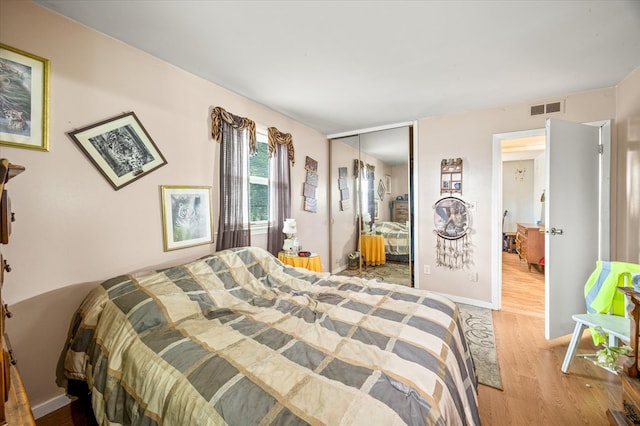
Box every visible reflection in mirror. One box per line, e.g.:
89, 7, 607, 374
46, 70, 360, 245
330, 126, 413, 287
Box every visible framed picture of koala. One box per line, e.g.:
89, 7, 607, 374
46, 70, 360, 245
0, 43, 50, 151
68, 112, 168, 190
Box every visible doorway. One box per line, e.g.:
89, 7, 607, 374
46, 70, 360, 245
492, 120, 611, 339
500, 133, 546, 317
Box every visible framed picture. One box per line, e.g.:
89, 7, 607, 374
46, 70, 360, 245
0, 43, 50, 151
377, 178, 385, 200
306, 170, 318, 187
304, 156, 318, 172
433, 196, 469, 240
68, 112, 167, 190
161, 185, 213, 251
385, 175, 391, 194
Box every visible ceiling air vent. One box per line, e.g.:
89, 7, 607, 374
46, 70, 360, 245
530, 104, 545, 116
545, 101, 562, 114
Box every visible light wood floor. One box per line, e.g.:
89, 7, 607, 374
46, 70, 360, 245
478, 252, 620, 425
37, 252, 621, 425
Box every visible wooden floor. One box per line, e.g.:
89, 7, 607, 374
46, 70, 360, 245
478, 252, 620, 425
37, 252, 620, 425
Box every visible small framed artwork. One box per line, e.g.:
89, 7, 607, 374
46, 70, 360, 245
304, 156, 318, 172
377, 179, 385, 200
68, 112, 167, 190
306, 170, 318, 187
161, 185, 213, 251
303, 182, 316, 198
0, 43, 50, 151
304, 197, 317, 213
385, 175, 391, 194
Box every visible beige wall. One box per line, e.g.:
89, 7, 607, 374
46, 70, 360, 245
615, 67, 640, 263
0, 0, 329, 413
2, 0, 639, 418
416, 88, 618, 302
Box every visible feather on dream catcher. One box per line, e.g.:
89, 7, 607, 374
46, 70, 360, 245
433, 197, 471, 269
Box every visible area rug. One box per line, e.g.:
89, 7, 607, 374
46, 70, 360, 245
336, 262, 411, 287
457, 303, 504, 390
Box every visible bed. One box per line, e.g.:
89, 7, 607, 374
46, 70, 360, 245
375, 221, 411, 262
63, 246, 479, 425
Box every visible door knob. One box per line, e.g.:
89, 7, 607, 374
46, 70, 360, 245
549, 227, 564, 235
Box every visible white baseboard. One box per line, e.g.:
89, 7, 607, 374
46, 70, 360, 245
331, 264, 348, 274
433, 292, 495, 310
32, 393, 73, 419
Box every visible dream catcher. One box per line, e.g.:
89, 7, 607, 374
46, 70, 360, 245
433, 197, 471, 269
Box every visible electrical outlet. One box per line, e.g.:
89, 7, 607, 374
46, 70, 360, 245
468, 272, 478, 282
468, 201, 477, 212
424, 265, 431, 275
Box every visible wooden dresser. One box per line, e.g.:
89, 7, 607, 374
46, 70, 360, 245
391, 200, 409, 222
515, 223, 545, 271
0, 159, 35, 425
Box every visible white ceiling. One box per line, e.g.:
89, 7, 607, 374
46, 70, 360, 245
36, 0, 640, 138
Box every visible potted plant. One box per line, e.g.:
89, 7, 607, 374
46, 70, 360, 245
579, 326, 633, 373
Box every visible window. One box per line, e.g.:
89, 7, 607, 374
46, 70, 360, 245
249, 131, 269, 225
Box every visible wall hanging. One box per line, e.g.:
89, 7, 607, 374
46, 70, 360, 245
303, 156, 318, 212
0, 43, 50, 151
68, 112, 167, 190
338, 166, 349, 211
160, 185, 213, 251
440, 158, 463, 195
433, 196, 471, 269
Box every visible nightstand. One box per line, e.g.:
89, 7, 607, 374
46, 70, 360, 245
278, 252, 322, 272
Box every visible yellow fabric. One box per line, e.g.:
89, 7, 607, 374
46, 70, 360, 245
361, 235, 386, 266
278, 252, 322, 272
583, 260, 640, 345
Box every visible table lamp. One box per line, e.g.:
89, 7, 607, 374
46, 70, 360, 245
282, 218, 298, 254
363, 212, 372, 232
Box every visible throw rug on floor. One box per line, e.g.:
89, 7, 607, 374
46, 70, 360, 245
457, 303, 504, 390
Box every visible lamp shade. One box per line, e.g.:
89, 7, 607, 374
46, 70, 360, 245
283, 218, 297, 235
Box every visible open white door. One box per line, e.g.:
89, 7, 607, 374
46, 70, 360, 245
545, 119, 603, 339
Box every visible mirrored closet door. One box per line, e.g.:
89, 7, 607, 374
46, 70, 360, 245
329, 125, 413, 287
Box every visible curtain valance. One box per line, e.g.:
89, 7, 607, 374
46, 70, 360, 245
211, 106, 257, 154
267, 127, 295, 165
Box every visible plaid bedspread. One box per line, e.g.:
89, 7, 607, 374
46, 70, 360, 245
64, 246, 479, 425
376, 221, 410, 255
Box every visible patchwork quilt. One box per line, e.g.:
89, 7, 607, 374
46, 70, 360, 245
375, 221, 410, 256
64, 246, 479, 425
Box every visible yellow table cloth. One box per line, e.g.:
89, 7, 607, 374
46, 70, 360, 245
278, 252, 322, 272
361, 234, 386, 266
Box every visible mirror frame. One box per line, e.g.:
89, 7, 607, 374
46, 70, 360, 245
328, 122, 415, 286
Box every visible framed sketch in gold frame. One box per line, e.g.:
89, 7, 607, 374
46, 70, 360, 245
68, 112, 167, 190
0, 43, 50, 151
161, 185, 214, 251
